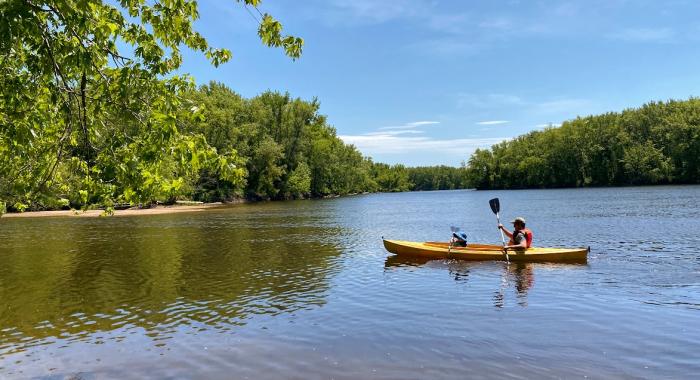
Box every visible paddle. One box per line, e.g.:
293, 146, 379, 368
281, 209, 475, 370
488, 198, 510, 263
448, 226, 460, 256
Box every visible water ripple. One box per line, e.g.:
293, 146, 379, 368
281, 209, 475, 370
1, 187, 700, 378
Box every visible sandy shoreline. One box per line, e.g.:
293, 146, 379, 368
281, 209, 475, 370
1, 203, 228, 218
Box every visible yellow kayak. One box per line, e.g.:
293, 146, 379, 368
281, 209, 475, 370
383, 239, 589, 263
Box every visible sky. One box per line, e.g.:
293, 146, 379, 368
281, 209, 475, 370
178, 0, 700, 166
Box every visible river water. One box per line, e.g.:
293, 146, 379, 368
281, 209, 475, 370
1, 186, 699, 379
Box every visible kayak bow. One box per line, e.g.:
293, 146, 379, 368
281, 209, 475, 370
383, 239, 588, 263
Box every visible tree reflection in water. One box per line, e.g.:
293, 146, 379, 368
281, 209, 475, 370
0, 212, 343, 356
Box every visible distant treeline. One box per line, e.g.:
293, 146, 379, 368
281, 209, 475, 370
465, 99, 700, 189
183, 82, 468, 202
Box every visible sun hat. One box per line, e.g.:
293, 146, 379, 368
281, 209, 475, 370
510, 217, 526, 224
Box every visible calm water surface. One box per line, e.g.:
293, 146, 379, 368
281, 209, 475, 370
1, 186, 699, 379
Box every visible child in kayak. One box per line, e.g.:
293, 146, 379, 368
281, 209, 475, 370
450, 231, 468, 247
498, 217, 533, 249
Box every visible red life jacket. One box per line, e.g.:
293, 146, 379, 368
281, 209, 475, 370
522, 228, 533, 248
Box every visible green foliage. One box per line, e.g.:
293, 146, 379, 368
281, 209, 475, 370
249, 136, 285, 199
0, 0, 474, 212
286, 162, 311, 198
258, 14, 304, 59
184, 84, 379, 199
0, 0, 301, 211
371, 163, 413, 192
182, 82, 468, 200
622, 142, 673, 184
408, 166, 468, 191
465, 99, 700, 189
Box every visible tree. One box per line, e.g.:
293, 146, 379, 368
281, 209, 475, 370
0, 0, 302, 211
465, 149, 494, 189
371, 163, 412, 192
285, 161, 311, 198
463, 98, 700, 189
248, 136, 285, 199
622, 142, 673, 185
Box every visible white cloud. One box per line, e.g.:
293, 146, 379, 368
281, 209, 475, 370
310, 0, 430, 25
379, 120, 440, 130
364, 130, 424, 136
304, 0, 677, 55
476, 120, 509, 125
609, 28, 675, 43
457, 93, 593, 117
339, 134, 508, 156
340, 119, 507, 164
535, 123, 562, 129
305, 0, 552, 52
407, 120, 439, 127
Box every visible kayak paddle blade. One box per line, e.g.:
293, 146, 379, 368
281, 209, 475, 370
489, 198, 500, 214
450, 226, 460, 233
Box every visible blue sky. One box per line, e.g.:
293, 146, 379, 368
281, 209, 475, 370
179, 0, 700, 166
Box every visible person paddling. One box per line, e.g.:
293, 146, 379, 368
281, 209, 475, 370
498, 217, 533, 249
450, 231, 468, 247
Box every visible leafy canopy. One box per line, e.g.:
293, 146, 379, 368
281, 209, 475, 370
465, 99, 700, 189
0, 0, 302, 211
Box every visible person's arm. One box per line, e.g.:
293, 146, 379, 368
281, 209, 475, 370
504, 231, 527, 250
504, 240, 527, 250
498, 224, 513, 239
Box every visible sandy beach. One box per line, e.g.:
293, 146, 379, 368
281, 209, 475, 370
1, 203, 228, 218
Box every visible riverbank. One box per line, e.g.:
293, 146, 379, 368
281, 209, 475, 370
0, 192, 383, 219
1, 202, 229, 218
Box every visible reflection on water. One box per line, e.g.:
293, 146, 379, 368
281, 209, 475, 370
494, 263, 535, 307
0, 207, 342, 360
2, 187, 700, 379
385, 256, 576, 308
